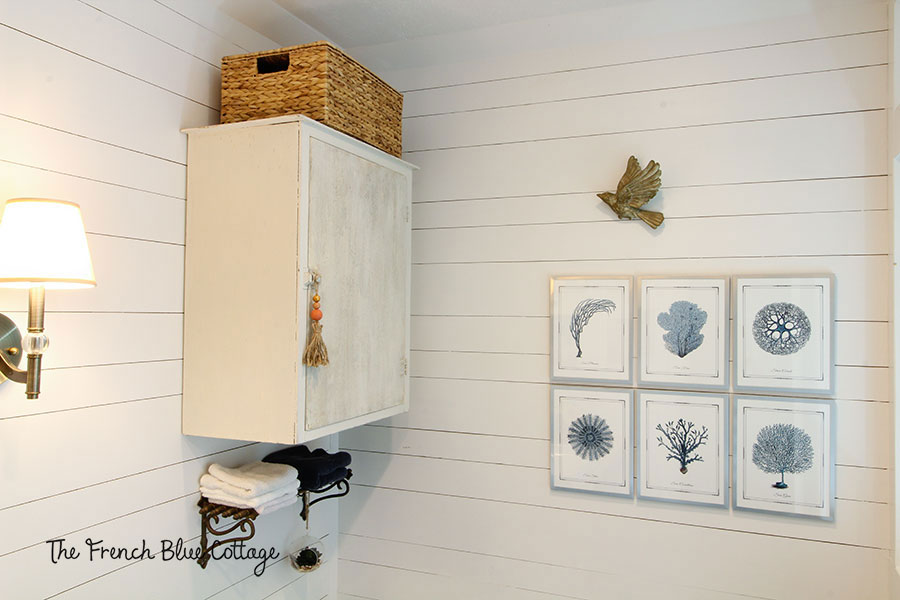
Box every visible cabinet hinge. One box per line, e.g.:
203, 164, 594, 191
400, 357, 408, 376
404, 206, 410, 223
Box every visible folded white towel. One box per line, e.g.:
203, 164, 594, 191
200, 473, 299, 503
200, 477, 298, 508
254, 493, 298, 515
206, 461, 298, 496
205, 490, 298, 515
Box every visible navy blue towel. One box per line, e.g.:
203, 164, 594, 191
263, 446, 352, 491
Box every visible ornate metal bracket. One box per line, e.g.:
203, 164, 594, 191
196, 497, 258, 569
300, 469, 352, 522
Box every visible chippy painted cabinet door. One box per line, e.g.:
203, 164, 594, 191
182, 115, 412, 444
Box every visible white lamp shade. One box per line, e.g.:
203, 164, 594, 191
0, 198, 96, 289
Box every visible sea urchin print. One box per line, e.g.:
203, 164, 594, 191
568, 413, 614, 461
752, 302, 811, 356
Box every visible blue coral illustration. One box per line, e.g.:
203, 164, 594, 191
568, 413, 614, 461
656, 419, 709, 474
752, 302, 811, 356
657, 301, 707, 358
569, 298, 616, 358
752, 423, 814, 489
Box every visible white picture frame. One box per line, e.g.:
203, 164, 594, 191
734, 396, 834, 520
551, 386, 633, 497
637, 391, 728, 507
550, 276, 632, 384
734, 276, 833, 394
638, 277, 729, 389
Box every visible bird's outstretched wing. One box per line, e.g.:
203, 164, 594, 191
617, 156, 662, 208
616, 156, 642, 195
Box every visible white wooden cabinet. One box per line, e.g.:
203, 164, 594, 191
181, 116, 413, 444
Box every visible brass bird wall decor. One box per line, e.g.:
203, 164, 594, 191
598, 155, 664, 229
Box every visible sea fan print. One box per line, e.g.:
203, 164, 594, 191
657, 300, 707, 358
568, 414, 614, 461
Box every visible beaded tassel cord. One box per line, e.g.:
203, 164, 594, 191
302, 272, 329, 367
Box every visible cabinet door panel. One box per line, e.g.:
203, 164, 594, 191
304, 137, 409, 430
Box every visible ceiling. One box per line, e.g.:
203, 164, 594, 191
272, 0, 621, 47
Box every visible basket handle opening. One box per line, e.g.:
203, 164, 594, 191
257, 53, 290, 74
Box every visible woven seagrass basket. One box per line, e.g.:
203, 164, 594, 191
221, 42, 403, 157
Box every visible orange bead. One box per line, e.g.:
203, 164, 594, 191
310, 309, 323, 321
313, 302, 320, 309
312, 295, 320, 302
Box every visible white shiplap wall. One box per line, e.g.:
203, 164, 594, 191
338, 2, 896, 599
0, 1, 338, 598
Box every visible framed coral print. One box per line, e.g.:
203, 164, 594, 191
550, 276, 632, 384
551, 386, 633, 497
734, 276, 833, 393
734, 396, 834, 519
637, 391, 728, 507
638, 277, 728, 389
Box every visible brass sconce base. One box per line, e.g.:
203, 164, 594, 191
0, 313, 22, 382
0, 286, 45, 398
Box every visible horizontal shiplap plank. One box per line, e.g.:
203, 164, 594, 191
412, 256, 892, 321
340, 559, 579, 600
409, 349, 888, 406
0, 23, 216, 164
0, 160, 184, 244
153, 0, 288, 54
340, 486, 891, 600
5, 0, 223, 107
413, 210, 888, 264
405, 66, 886, 151
76, 0, 243, 66
395, 376, 891, 446
0, 442, 257, 556
0, 114, 185, 198
412, 177, 887, 228
376, 2, 887, 92
343, 425, 546, 469
402, 30, 887, 117
412, 255, 891, 322
340, 535, 765, 600
411, 111, 886, 202
410, 317, 889, 368
0, 234, 183, 314
0, 394, 235, 509
0, 360, 182, 419
209, 558, 335, 600
0, 312, 182, 369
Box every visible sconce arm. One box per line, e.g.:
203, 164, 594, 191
0, 350, 26, 384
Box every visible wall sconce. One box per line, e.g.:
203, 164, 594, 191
0, 198, 95, 399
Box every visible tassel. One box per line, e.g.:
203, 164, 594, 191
303, 270, 329, 367
303, 321, 329, 367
